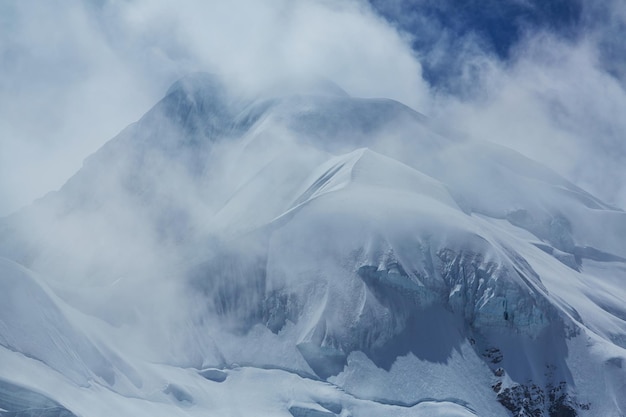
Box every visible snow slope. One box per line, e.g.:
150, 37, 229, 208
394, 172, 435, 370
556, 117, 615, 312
1, 73, 625, 416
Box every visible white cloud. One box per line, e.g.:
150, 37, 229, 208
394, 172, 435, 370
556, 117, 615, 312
0, 0, 429, 215
2, 0, 626, 216
430, 31, 626, 208
0, 1, 163, 215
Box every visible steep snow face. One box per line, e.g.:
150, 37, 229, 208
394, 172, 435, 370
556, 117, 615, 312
187, 147, 578, 415
0, 256, 151, 384
0, 258, 114, 385
1, 73, 625, 417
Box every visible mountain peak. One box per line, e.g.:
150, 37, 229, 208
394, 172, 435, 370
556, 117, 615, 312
2, 72, 626, 417
164, 72, 228, 101
139, 72, 236, 143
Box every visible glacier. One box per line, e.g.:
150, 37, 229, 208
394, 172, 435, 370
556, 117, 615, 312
1, 73, 625, 416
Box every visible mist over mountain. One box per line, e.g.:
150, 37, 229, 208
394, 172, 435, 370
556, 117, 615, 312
1, 72, 625, 417
2, 1, 626, 416
3, 0, 626, 215
367, 0, 626, 210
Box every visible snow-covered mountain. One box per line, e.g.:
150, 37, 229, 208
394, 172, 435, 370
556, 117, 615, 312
1, 73, 625, 417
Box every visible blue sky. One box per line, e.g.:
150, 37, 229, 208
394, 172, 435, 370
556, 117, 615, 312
370, 0, 584, 90
1, 0, 625, 215
370, 0, 626, 91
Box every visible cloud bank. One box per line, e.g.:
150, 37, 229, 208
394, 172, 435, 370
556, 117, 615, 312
370, 0, 626, 208
0, 0, 428, 215
1, 0, 626, 214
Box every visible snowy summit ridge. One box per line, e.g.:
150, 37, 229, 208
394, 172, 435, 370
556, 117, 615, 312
1, 73, 626, 417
